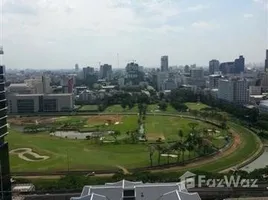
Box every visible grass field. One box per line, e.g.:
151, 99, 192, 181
7, 115, 225, 172
104, 104, 177, 113
185, 102, 209, 111
78, 105, 98, 111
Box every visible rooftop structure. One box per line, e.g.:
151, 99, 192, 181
71, 179, 201, 200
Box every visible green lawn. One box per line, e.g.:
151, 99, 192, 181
185, 102, 209, 111
7, 115, 225, 172
105, 104, 177, 113
79, 105, 98, 111
145, 116, 222, 142
105, 105, 138, 113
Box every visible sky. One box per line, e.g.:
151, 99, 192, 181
1, 0, 268, 69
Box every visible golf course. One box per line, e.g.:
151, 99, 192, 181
6, 103, 262, 174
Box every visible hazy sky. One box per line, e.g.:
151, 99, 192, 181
1, 0, 268, 69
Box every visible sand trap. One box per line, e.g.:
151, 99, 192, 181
10, 148, 49, 162
161, 154, 178, 158
146, 133, 165, 141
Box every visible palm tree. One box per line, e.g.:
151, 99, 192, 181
188, 122, 198, 133
163, 144, 172, 165
174, 142, 182, 163
186, 141, 194, 160
155, 144, 163, 166
180, 143, 186, 164
148, 145, 155, 167
178, 130, 183, 142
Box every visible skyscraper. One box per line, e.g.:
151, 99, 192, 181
0, 48, 11, 200
161, 56, 169, 72
99, 64, 112, 80
234, 55, 245, 74
209, 59, 220, 75
265, 49, 268, 72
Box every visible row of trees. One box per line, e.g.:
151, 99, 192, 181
27, 166, 268, 192
148, 123, 216, 167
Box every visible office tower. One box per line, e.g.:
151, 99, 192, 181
99, 64, 112, 80
190, 68, 204, 79
75, 64, 79, 72
209, 59, 220, 75
265, 49, 268, 72
218, 78, 249, 104
161, 56, 169, 72
234, 55, 245, 74
0, 49, 11, 200
42, 76, 51, 94
219, 62, 235, 74
209, 74, 221, 89
83, 67, 94, 80
184, 65, 190, 73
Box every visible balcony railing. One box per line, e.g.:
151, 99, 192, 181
0, 100, 6, 109
0, 93, 5, 100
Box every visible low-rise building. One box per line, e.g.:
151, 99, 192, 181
259, 100, 268, 113
71, 179, 201, 200
8, 93, 73, 113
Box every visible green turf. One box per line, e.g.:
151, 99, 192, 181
105, 105, 138, 113
145, 116, 220, 141
79, 105, 98, 111
185, 102, 209, 111
7, 115, 224, 172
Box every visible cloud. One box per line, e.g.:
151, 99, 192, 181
253, 0, 268, 9
191, 21, 217, 30
243, 13, 254, 18
2, 0, 38, 15
187, 4, 209, 12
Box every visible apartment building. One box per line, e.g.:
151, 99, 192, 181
8, 93, 73, 114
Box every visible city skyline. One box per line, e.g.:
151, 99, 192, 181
1, 0, 268, 69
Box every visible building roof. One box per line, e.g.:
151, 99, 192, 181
71, 179, 200, 200
11, 93, 73, 97
9, 83, 28, 88
260, 100, 268, 107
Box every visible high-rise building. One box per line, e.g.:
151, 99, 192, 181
184, 65, 190, 73
234, 55, 245, 74
219, 62, 235, 74
209, 59, 220, 75
218, 78, 249, 104
0, 65, 11, 199
83, 67, 94, 80
209, 74, 221, 89
265, 49, 268, 72
75, 64, 79, 72
99, 64, 112, 80
190, 68, 204, 79
161, 56, 169, 72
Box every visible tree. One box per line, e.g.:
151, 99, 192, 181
178, 130, 184, 142
121, 100, 127, 110
158, 101, 168, 111
148, 145, 155, 167
155, 144, 163, 165
188, 122, 198, 133
111, 130, 121, 143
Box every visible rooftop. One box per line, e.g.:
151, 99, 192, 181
11, 93, 73, 97
71, 179, 200, 200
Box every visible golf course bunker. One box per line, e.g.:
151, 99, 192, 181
10, 148, 49, 162
50, 131, 112, 140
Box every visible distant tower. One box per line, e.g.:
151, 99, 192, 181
265, 49, 268, 72
161, 56, 169, 72
75, 64, 79, 72
0, 46, 12, 200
